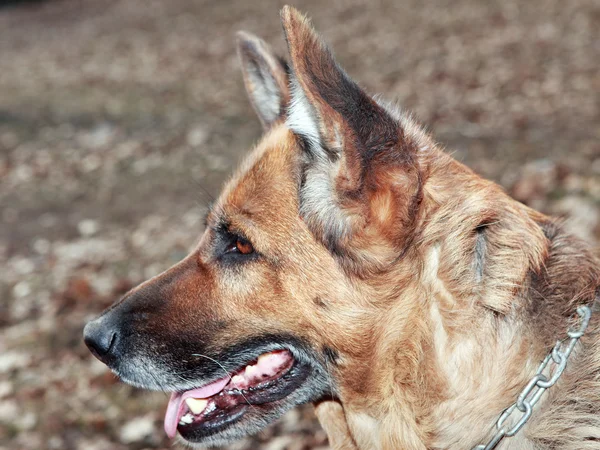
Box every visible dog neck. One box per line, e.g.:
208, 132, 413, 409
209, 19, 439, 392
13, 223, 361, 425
342, 153, 599, 449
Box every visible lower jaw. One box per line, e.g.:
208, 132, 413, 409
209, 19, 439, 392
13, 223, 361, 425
178, 404, 249, 441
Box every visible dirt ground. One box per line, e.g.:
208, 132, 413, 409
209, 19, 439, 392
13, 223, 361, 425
0, 0, 599, 449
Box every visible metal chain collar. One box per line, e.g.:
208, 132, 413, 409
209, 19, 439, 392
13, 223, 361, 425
472, 304, 592, 450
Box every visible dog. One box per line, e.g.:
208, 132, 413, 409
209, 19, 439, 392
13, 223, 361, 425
84, 6, 600, 449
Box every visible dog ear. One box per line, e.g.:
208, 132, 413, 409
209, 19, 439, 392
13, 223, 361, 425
237, 31, 290, 130
281, 6, 424, 269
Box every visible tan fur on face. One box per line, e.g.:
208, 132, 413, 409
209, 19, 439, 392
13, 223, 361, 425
207, 126, 372, 360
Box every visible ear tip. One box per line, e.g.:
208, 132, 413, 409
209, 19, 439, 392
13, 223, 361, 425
236, 30, 251, 40
280, 6, 323, 61
280, 5, 292, 19
236, 30, 259, 47
280, 5, 305, 27
235, 32, 252, 59
235, 31, 270, 60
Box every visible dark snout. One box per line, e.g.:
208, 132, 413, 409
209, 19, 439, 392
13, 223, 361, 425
83, 311, 121, 365
81, 255, 222, 390
83, 256, 194, 365
82, 268, 173, 369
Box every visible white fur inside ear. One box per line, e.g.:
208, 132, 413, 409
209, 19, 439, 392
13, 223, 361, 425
300, 158, 352, 244
247, 63, 281, 125
287, 77, 350, 244
286, 78, 321, 150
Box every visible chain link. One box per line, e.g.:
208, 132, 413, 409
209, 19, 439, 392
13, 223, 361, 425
472, 305, 592, 450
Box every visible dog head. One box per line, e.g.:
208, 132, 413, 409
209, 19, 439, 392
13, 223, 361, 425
83, 6, 519, 447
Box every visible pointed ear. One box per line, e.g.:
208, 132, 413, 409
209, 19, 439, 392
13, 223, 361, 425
236, 31, 290, 130
281, 6, 400, 162
280, 6, 424, 270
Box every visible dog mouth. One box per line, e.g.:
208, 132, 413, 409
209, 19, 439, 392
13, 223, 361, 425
164, 349, 303, 442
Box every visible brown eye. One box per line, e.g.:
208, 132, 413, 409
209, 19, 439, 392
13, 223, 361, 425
235, 238, 253, 255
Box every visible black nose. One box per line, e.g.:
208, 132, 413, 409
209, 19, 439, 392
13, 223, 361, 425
83, 317, 118, 364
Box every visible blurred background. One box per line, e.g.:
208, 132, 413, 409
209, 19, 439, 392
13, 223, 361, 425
0, 0, 598, 449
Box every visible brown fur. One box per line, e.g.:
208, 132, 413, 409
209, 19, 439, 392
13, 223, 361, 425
86, 6, 600, 449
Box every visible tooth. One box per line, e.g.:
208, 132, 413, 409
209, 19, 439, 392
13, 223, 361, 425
185, 398, 208, 415
231, 375, 245, 386
180, 413, 193, 425
257, 353, 274, 364
245, 365, 259, 378
258, 351, 286, 371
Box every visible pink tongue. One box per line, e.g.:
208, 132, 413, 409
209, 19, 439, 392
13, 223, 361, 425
164, 377, 230, 439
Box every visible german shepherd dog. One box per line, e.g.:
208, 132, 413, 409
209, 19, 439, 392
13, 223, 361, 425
84, 6, 600, 449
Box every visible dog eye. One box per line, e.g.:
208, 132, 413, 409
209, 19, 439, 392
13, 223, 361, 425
236, 238, 254, 255
227, 237, 254, 255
